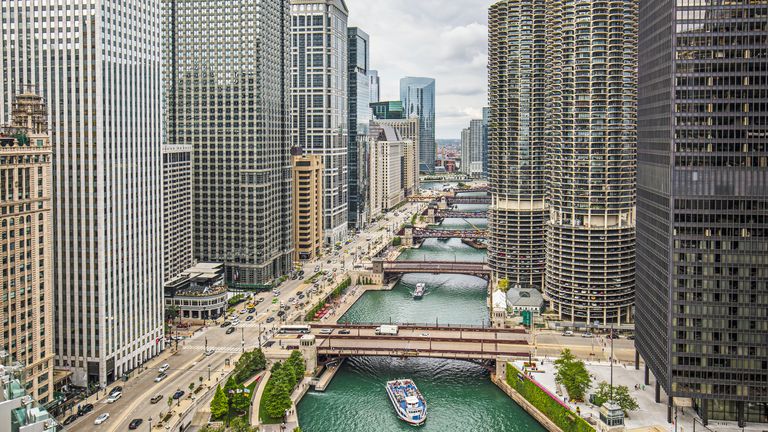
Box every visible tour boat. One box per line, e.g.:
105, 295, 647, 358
385, 379, 427, 426
413, 283, 426, 300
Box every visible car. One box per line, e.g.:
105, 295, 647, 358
94, 413, 110, 425
226, 327, 236, 334
109, 386, 123, 396
256, 298, 264, 304
173, 390, 185, 399
339, 329, 351, 335
159, 363, 170, 373
420, 332, 430, 337
220, 321, 231, 328
240, 309, 247, 314
582, 332, 594, 338
319, 328, 333, 335
63, 415, 78, 425
107, 391, 122, 403
204, 349, 215, 356
266, 317, 275, 323
296, 291, 303, 296
248, 308, 256, 314
245, 315, 254, 322
154, 373, 168, 382
626, 334, 636, 340
272, 290, 280, 297
562, 331, 574, 337
298, 294, 305, 300
327, 259, 332, 264
150, 394, 163, 404
128, 419, 144, 430
277, 310, 285, 317
229, 314, 238, 320
78, 404, 94, 416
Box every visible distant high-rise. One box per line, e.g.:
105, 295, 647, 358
3, 0, 164, 386
636, 1, 768, 425
461, 127, 471, 175
373, 117, 420, 196
481, 107, 490, 178
371, 101, 405, 120
163, 145, 194, 283
0, 93, 53, 403
167, 0, 294, 286
488, 0, 548, 289
400, 77, 436, 173
291, 0, 350, 244
348, 27, 372, 229
368, 70, 381, 104
467, 119, 484, 178
544, 0, 637, 324
292, 154, 324, 262
368, 125, 416, 219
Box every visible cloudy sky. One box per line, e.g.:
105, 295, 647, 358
346, 0, 495, 139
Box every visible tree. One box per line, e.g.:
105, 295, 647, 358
199, 426, 225, 432
230, 417, 258, 432
210, 385, 229, 420
166, 305, 180, 322
498, 278, 510, 292
167, 395, 174, 411
265, 382, 292, 419
554, 349, 592, 401
189, 382, 195, 394
199, 376, 204, 386
593, 381, 639, 413
287, 350, 305, 379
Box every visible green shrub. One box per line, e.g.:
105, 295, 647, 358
506, 363, 594, 432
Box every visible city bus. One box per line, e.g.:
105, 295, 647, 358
278, 325, 311, 335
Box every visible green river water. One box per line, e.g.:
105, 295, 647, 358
297, 196, 544, 432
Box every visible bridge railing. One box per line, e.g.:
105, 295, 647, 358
326, 322, 527, 333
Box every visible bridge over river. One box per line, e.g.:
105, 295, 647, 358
373, 259, 491, 279
312, 324, 529, 361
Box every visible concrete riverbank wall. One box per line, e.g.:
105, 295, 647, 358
492, 375, 564, 432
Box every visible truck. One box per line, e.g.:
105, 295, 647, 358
375, 325, 399, 335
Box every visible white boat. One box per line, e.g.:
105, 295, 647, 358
413, 283, 426, 299
385, 379, 427, 426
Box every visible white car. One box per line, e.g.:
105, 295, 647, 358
154, 373, 168, 382
204, 349, 215, 357
159, 363, 170, 373
94, 413, 110, 425
107, 391, 122, 403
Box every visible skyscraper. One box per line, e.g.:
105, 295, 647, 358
2, 0, 164, 386
545, 0, 637, 324
372, 101, 405, 120
400, 77, 436, 173
636, 1, 768, 425
488, 0, 548, 289
348, 27, 372, 229
461, 127, 471, 175
292, 153, 324, 262
291, 0, 350, 244
166, 0, 293, 286
0, 93, 53, 403
368, 70, 381, 104
467, 119, 485, 178
482, 107, 490, 178
163, 144, 194, 283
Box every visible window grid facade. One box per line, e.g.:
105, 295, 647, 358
637, 0, 768, 425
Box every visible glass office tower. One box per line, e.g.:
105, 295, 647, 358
637, 1, 768, 425
348, 27, 371, 229
400, 77, 436, 173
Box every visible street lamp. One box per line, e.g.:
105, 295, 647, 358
148, 417, 152, 431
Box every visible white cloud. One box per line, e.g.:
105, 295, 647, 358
346, 0, 494, 139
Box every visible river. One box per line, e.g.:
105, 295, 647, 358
297, 194, 544, 432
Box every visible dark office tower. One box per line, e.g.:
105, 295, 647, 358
401, 77, 436, 173
166, 0, 294, 286
545, 0, 637, 324
372, 101, 405, 120
348, 27, 372, 229
488, 0, 548, 289
636, 1, 768, 426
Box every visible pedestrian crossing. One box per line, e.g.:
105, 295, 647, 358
183, 344, 259, 354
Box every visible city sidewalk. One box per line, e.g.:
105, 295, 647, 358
516, 359, 766, 432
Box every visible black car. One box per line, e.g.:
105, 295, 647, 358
266, 317, 275, 323
63, 415, 78, 425
78, 403, 94, 416
276, 310, 285, 317
298, 294, 305, 299
109, 386, 123, 396
128, 419, 144, 430
173, 390, 185, 399
220, 321, 231, 327
626, 334, 636, 340
226, 327, 236, 334
339, 329, 351, 335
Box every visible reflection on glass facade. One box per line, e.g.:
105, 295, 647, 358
545, 0, 637, 324
637, 0, 768, 425
291, 0, 350, 244
488, 0, 548, 289
400, 77, 436, 173
348, 27, 371, 229
167, 0, 294, 285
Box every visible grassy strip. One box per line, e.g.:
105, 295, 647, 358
506, 363, 594, 432
258, 375, 283, 424
303, 272, 323, 284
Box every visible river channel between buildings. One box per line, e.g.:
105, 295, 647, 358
297, 188, 544, 432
